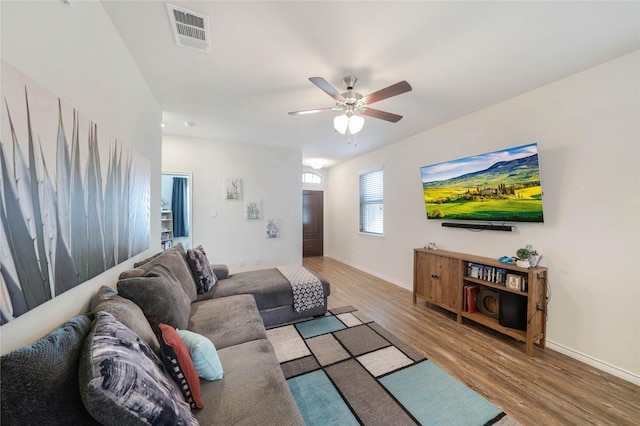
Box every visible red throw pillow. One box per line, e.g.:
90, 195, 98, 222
158, 323, 204, 409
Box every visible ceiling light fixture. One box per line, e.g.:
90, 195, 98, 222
289, 75, 412, 148
309, 160, 324, 170
333, 105, 364, 146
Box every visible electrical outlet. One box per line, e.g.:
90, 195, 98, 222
256, 258, 261, 265
239, 259, 245, 267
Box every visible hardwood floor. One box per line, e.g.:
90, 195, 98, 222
304, 256, 640, 426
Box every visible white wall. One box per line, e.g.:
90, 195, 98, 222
162, 135, 303, 273
0, 1, 162, 353
326, 52, 640, 381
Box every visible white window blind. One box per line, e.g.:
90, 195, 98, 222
359, 168, 384, 235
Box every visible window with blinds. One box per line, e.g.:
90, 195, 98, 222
359, 168, 384, 235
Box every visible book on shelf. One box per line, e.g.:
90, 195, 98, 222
467, 262, 510, 286
467, 263, 482, 279
483, 265, 496, 282
464, 285, 479, 313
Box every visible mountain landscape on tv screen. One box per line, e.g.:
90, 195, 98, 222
422, 151, 544, 222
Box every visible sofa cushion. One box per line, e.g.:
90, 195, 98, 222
90, 285, 160, 354
177, 329, 224, 381
79, 312, 197, 425
1, 315, 99, 425
186, 245, 217, 294
159, 324, 204, 409
118, 264, 191, 334
188, 295, 267, 350
122, 243, 198, 302
194, 339, 305, 426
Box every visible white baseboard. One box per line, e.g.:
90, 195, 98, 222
325, 254, 640, 386
325, 255, 412, 292
545, 341, 640, 386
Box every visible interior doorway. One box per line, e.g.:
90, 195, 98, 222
302, 190, 323, 257
161, 172, 193, 250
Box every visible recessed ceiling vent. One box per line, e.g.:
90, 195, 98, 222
166, 3, 210, 53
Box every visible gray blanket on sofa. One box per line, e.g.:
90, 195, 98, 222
276, 265, 325, 312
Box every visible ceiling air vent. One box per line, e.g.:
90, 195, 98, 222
166, 3, 210, 52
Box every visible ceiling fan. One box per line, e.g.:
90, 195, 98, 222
289, 76, 412, 143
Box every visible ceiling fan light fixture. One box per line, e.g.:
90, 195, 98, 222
348, 114, 364, 134
333, 113, 349, 134
291, 75, 412, 144
334, 112, 364, 135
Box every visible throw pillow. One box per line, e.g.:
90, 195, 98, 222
1, 315, 100, 425
90, 285, 161, 354
186, 245, 217, 294
122, 243, 198, 302
117, 264, 191, 335
177, 329, 224, 381
79, 312, 197, 425
159, 324, 203, 409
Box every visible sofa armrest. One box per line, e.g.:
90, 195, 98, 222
212, 264, 229, 280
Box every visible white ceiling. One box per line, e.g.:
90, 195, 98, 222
101, 1, 640, 168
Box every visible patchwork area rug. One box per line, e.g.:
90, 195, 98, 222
266, 306, 519, 426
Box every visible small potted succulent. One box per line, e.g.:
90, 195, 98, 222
516, 245, 534, 268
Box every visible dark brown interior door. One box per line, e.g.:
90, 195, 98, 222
303, 190, 323, 257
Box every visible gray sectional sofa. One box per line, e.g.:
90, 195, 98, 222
1, 243, 330, 425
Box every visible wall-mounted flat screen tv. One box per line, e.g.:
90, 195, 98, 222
420, 143, 544, 223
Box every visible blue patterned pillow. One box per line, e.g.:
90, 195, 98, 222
79, 312, 197, 425
187, 245, 217, 293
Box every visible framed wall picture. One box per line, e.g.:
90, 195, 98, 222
245, 199, 262, 220
265, 218, 280, 238
506, 273, 523, 290
224, 178, 242, 200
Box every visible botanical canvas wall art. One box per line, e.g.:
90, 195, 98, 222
265, 218, 280, 238
246, 199, 262, 220
0, 61, 150, 324
224, 178, 242, 200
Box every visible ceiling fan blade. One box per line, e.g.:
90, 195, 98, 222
309, 77, 345, 102
362, 80, 412, 105
361, 108, 403, 123
288, 107, 337, 115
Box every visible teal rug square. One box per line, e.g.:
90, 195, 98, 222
287, 370, 359, 426
295, 315, 346, 338
379, 360, 503, 426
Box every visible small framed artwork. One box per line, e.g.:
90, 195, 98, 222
506, 273, 523, 290
245, 199, 262, 220
224, 178, 242, 200
265, 218, 280, 238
